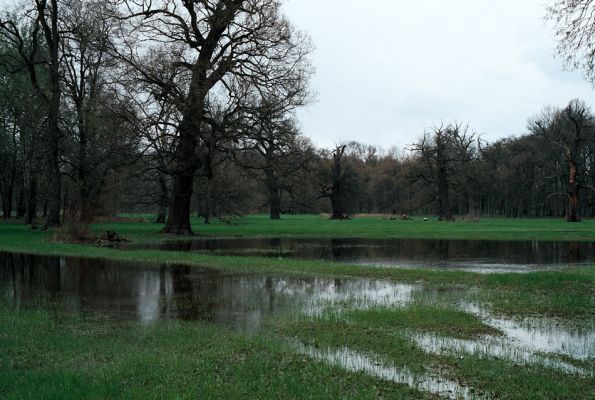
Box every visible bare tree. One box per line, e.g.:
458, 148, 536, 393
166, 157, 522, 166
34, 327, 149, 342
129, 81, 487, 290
548, 0, 595, 85
0, 0, 64, 227
530, 99, 595, 222
110, 0, 312, 235
409, 123, 479, 221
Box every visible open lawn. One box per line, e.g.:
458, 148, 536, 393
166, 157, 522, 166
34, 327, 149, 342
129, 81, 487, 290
98, 214, 595, 241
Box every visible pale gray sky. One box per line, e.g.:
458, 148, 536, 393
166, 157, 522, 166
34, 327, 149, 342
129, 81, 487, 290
282, 0, 594, 149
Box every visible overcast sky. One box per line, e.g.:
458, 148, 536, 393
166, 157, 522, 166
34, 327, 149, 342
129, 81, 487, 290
1, 0, 592, 149
282, 0, 594, 149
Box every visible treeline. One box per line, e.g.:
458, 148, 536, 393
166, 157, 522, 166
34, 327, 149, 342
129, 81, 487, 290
0, 1, 593, 236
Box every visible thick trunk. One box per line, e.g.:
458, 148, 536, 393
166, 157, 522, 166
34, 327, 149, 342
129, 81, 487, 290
203, 177, 212, 225
162, 120, 198, 235
436, 160, 453, 221
566, 160, 580, 222
42, 0, 62, 228
161, 69, 206, 235
155, 174, 169, 224
1, 186, 12, 219
567, 192, 580, 222
16, 186, 25, 219
162, 173, 195, 235
265, 167, 281, 220
77, 193, 94, 224
25, 177, 38, 224
45, 131, 61, 227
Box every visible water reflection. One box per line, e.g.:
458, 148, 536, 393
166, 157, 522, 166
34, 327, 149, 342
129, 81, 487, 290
412, 333, 587, 375
291, 341, 479, 400
461, 303, 595, 361
121, 237, 595, 272
0, 252, 416, 330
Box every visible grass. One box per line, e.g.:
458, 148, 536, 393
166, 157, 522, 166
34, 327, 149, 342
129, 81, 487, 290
0, 215, 594, 399
0, 306, 432, 400
0, 218, 593, 319
93, 214, 595, 241
270, 306, 594, 400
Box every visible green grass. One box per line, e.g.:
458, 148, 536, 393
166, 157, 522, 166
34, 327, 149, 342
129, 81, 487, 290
0, 219, 593, 319
347, 305, 501, 339
90, 214, 595, 241
0, 215, 594, 399
271, 306, 594, 400
0, 306, 432, 400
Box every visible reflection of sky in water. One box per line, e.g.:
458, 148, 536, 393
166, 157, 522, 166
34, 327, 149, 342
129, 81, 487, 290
353, 260, 569, 274
1, 252, 592, 378
461, 303, 595, 361
137, 271, 165, 325
122, 238, 595, 272
0, 253, 416, 330
412, 333, 586, 374
292, 340, 477, 400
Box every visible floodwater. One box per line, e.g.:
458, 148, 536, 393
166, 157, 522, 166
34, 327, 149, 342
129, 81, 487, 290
0, 252, 416, 330
1, 251, 593, 398
121, 237, 595, 273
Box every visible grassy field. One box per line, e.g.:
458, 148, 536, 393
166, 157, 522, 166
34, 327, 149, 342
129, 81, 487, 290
0, 215, 594, 399
96, 214, 595, 241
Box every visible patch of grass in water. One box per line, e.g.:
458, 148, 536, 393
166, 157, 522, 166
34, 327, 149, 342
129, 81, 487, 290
271, 304, 594, 400
348, 305, 500, 339
441, 356, 594, 400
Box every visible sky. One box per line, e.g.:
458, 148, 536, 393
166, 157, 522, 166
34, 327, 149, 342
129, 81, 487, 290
1, 0, 592, 149
282, 0, 595, 149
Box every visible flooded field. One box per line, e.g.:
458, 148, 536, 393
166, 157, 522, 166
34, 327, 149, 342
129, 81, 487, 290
1, 250, 592, 399
121, 237, 595, 273
0, 252, 415, 330
0, 253, 595, 399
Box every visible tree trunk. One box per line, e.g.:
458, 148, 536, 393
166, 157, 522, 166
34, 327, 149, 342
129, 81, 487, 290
25, 177, 38, 224
566, 160, 580, 222
265, 167, 281, 220
16, 186, 25, 219
1, 186, 12, 219
162, 117, 198, 235
436, 153, 453, 221
155, 173, 169, 224
162, 173, 195, 234
161, 71, 206, 235
41, 0, 62, 228
45, 130, 61, 227
203, 176, 213, 225
330, 146, 346, 219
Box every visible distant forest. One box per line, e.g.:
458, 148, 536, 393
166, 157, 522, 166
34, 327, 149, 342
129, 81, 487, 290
0, 1, 594, 235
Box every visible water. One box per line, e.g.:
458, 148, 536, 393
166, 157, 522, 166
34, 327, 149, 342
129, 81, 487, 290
0, 252, 416, 331
291, 341, 480, 400
121, 237, 595, 273
2, 251, 592, 398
